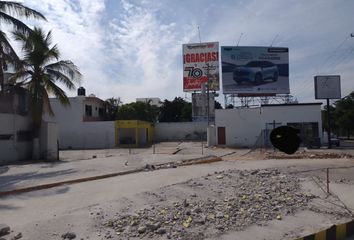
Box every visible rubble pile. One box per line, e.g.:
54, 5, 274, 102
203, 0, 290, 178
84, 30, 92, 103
104, 169, 316, 239
265, 151, 353, 159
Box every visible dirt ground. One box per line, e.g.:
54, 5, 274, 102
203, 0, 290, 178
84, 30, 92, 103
1, 143, 354, 240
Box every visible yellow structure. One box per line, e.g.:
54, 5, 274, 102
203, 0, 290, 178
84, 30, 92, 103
115, 120, 154, 147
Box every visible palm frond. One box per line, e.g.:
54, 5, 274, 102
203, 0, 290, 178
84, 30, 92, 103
45, 60, 82, 82
7, 68, 33, 84
44, 74, 70, 108
12, 30, 33, 53
0, 11, 33, 33
44, 29, 53, 46
0, 1, 46, 20
0, 30, 22, 67
42, 44, 60, 64
45, 68, 76, 90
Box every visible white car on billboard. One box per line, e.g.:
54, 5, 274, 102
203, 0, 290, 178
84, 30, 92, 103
233, 60, 279, 85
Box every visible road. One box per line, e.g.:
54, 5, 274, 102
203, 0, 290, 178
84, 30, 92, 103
1, 157, 354, 239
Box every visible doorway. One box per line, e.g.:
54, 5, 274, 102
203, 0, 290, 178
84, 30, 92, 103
218, 127, 226, 145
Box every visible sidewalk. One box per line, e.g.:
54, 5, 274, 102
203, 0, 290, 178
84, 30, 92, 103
0, 145, 241, 193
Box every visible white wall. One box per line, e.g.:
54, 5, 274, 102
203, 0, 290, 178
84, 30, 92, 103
45, 97, 114, 150
0, 113, 32, 163
57, 121, 115, 149
215, 104, 322, 147
84, 98, 105, 118
216, 108, 262, 147
40, 121, 58, 160
155, 122, 208, 141
261, 105, 322, 128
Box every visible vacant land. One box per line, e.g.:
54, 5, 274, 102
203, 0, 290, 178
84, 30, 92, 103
1, 143, 354, 240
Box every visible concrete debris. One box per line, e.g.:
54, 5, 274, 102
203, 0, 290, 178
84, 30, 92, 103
11, 232, 22, 240
61, 232, 76, 239
103, 168, 317, 239
144, 164, 156, 171
264, 151, 353, 160
0, 224, 10, 237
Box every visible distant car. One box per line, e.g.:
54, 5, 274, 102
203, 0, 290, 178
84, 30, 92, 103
233, 61, 279, 85
330, 137, 340, 147
322, 132, 340, 147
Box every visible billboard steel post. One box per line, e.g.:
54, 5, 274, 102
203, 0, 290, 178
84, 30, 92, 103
206, 63, 210, 126
314, 75, 341, 149
327, 99, 332, 149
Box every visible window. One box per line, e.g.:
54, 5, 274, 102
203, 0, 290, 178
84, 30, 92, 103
85, 105, 92, 116
99, 108, 104, 117
17, 131, 32, 141
0, 134, 13, 140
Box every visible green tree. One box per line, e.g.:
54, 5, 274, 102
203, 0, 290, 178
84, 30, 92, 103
116, 101, 159, 122
334, 91, 354, 139
10, 27, 82, 138
321, 104, 337, 133
159, 97, 192, 122
105, 97, 122, 120
0, 1, 46, 94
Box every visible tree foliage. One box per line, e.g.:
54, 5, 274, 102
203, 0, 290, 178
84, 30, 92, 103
10, 27, 81, 136
116, 101, 159, 122
105, 97, 121, 120
0, 1, 46, 94
322, 91, 354, 139
159, 97, 191, 122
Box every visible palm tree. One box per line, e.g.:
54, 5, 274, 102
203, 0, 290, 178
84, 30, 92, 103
0, 1, 46, 94
11, 27, 82, 140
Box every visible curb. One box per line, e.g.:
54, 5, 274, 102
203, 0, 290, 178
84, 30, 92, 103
296, 219, 354, 240
0, 155, 222, 198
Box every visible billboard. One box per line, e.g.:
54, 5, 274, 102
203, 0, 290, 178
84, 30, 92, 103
314, 75, 341, 99
183, 42, 219, 92
221, 46, 289, 95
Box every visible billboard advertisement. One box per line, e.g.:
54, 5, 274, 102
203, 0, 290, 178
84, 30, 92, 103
183, 42, 219, 92
314, 75, 341, 99
221, 46, 289, 95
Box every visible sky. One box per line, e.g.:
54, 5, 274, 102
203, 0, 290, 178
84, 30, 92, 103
12, 0, 354, 105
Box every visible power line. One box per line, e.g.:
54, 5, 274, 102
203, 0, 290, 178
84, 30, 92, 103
317, 35, 350, 72
236, 33, 243, 46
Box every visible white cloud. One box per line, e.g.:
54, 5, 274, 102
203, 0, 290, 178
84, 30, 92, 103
13, 0, 354, 105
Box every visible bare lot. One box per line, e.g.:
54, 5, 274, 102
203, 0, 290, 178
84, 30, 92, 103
1, 143, 354, 240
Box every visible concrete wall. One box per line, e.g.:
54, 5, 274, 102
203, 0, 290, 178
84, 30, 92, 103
216, 108, 262, 147
261, 105, 322, 129
215, 104, 322, 147
0, 113, 32, 163
45, 97, 114, 150
155, 122, 208, 141
40, 121, 58, 160
83, 98, 105, 118
57, 121, 115, 149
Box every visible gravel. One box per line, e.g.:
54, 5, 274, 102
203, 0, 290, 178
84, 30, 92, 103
103, 168, 317, 239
